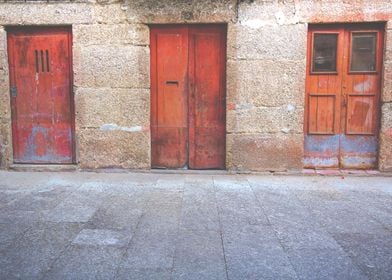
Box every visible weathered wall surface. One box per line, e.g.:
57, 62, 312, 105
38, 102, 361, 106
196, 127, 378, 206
227, 1, 307, 171
227, 0, 392, 171
380, 22, 392, 171
0, 0, 391, 171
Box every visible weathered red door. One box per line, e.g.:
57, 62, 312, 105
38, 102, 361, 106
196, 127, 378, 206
150, 25, 226, 169
304, 24, 384, 169
8, 27, 74, 164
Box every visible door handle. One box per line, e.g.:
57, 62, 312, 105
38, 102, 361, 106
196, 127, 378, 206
166, 80, 179, 86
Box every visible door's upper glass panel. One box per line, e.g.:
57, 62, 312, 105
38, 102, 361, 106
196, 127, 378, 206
350, 32, 377, 72
312, 34, 338, 73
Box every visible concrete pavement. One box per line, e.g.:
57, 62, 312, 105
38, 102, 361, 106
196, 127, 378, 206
0, 171, 391, 279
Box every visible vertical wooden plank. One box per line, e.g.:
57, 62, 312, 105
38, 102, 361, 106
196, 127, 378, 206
188, 25, 226, 169
150, 26, 189, 168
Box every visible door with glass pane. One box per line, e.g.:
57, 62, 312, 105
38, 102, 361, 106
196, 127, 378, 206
304, 24, 384, 169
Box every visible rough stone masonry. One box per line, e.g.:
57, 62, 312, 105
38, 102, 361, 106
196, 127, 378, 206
0, 0, 391, 171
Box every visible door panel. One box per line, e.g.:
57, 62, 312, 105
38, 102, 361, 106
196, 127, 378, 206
188, 27, 226, 169
305, 24, 384, 169
8, 27, 74, 164
304, 28, 343, 168
151, 27, 188, 168
150, 25, 226, 169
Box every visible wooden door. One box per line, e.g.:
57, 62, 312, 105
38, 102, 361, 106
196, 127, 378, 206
150, 25, 226, 169
8, 27, 74, 164
304, 24, 384, 169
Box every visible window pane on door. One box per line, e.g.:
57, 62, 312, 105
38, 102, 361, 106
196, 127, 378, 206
350, 33, 377, 72
312, 34, 338, 72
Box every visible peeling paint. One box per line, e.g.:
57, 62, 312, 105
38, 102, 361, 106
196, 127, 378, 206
241, 19, 265, 29
287, 104, 295, 112
100, 123, 143, 133
354, 78, 372, 92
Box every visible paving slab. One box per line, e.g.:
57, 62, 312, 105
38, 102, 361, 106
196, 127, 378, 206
173, 229, 227, 280
333, 232, 392, 280
42, 246, 124, 280
222, 224, 298, 280
0, 171, 391, 279
0, 222, 83, 279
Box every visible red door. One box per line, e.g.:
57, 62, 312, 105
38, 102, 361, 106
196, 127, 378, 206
304, 24, 384, 169
8, 27, 74, 164
150, 25, 226, 169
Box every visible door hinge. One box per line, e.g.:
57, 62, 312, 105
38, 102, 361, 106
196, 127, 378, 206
10, 86, 17, 98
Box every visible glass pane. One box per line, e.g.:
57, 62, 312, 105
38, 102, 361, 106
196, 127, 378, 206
312, 34, 337, 72
350, 33, 377, 72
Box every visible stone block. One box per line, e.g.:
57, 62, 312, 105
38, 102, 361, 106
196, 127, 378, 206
0, 70, 10, 121
227, 23, 307, 60
0, 4, 93, 25
73, 45, 150, 88
296, 0, 392, 23
379, 103, 392, 171
91, 3, 128, 24
227, 105, 304, 134
0, 27, 6, 52
75, 87, 149, 129
382, 62, 392, 102
0, 50, 8, 72
387, 21, 392, 30
227, 59, 306, 107
381, 102, 392, 132
73, 23, 149, 46
238, 0, 298, 26
226, 133, 303, 171
124, 0, 236, 24
384, 29, 392, 63
78, 128, 150, 169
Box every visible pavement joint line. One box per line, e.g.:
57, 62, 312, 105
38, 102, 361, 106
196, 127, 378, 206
328, 234, 372, 279
212, 176, 230, 280
170, 177, 185, 279
3, 184, 84, 279
38, 221, 84, 280
246, 178, 301, 280
289, 189, 371, 279
113, 210, 146, 280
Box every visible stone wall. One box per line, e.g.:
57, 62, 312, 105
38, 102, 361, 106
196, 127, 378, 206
0, 0, 391, 171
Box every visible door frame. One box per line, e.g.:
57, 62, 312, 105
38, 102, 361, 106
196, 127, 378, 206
149, 23, 227, 169
7, 26, 76, 164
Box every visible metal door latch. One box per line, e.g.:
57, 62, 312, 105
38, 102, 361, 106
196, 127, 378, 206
10, 86, 17, 98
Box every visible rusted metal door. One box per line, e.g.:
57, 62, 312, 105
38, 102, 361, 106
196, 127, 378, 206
8, 27, 74, 164
150, 25, 226, 169
304, 24, 384, 169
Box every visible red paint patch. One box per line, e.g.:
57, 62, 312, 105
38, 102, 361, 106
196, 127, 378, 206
316, 169, 341, 176
366, 170, 380, 175
385, 128, 392, 137
227, 103, 236, 110
302, 169, 316, 175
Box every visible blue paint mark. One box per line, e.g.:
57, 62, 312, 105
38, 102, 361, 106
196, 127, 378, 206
341, 156, 376, 167
305, 134, 378, 168
340, 135, 377, 154
304, 156, 339, 168
304, 135, 339, 154
22, 125, 72, 163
